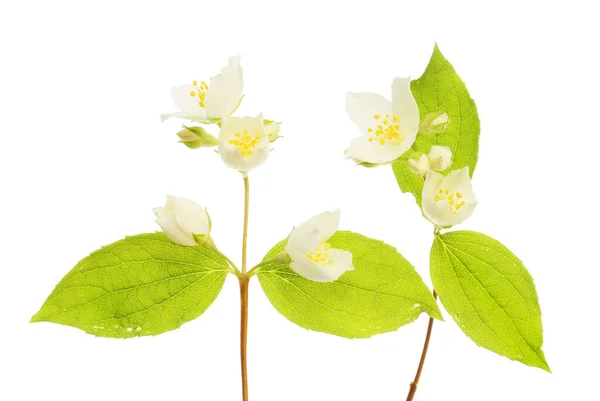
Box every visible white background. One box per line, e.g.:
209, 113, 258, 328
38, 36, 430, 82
1, 1, 598, 400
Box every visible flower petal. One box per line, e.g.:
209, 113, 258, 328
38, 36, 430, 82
289, 251, 352, 283
312, 209, 340, 240
345, 135, 408, 164
345, 92, 392, 135
391, 77, 420, 139
160, 111, 208, 124
325, 248, 355, 279
171, 84, 204, 114
168, 195, 209, 236
155, 213, 196, 246
441, 167, 473, 199
204, 55, 243, 119
286, 226, 321, 256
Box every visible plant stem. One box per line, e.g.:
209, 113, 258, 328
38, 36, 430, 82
406, 290, 438, 401
242, 175, 249, 274
239, 174, 250, 401
239, 275, 249, 401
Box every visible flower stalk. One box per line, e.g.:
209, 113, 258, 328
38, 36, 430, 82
406, 290, 438, 401
239, 174, 250, 401
239, 275, 249, 401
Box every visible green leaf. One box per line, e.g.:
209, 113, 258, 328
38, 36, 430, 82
31, 233, 230, 338
392, 44, 480, 207
257, 231, 442, 339
431, 231, 549, 371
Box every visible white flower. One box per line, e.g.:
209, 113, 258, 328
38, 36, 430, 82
284, 210, 354, 282
427, 145, 452, 171
408, 152, 430, 176
419, 111, 449, 134
422, 167, 476, 228
218, 113, 270, 173
161, 56, 243, 123
153, 195, 211, 246
345, 77, 420, 164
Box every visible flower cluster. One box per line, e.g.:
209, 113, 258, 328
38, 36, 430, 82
161, 56, 279, 175
157, 56, 355, 283
345, 79, 476, 229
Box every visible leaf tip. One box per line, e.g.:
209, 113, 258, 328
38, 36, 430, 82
535, 351, 551, 373
30, 311, 45, 323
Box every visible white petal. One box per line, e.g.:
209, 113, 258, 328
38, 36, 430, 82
391, 77, 420, 139
171, 84, 204, 114
311, 209, 340, 240
345, 92, 392, 135
204, 55, 243, 119
155, 213, 196, 246
345, 135, 409, 164
168, 195, 209, 235
441, 167, 473, 199
286, 226, 321, 256
422, 171, 444, 204
325, 248, 355, 279
289, 251, 352, 283
160, 111, 208, 124
153, 207, 165, 217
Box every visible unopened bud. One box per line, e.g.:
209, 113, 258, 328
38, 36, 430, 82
427, 145, 452, 171
264, 120, 282, 142
419, 112, 449, 135
177, 126, 218, 149
407, 152, 430, 176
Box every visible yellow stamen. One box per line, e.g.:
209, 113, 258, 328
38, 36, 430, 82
434, 188, 468, 215
228, 130, 263, 156
307, 241, 335, 266
367, 114, 402, 145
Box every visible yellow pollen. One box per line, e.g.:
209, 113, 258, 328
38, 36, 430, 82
191, 79, 210, 107
367, 113, 402, 145
434, 188, 468, 215
307, 240, 335, 267
228, 130, 263, 156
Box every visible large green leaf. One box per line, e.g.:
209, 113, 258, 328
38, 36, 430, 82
392, 44, 480, 206
257, 231, 442, 339
431, 231, 549, 371
31, 233, 230, 338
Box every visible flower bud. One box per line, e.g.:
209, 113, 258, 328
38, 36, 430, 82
427, 145, 452, 171
153, 196, 211, 246
264, 120, 282, 143
177, 126, 218, 149
419, 112, 449, 134
408, 152, 431, 176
